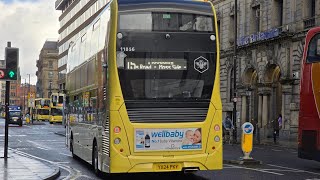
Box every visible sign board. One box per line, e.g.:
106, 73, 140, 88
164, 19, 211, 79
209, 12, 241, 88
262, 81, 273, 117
28, 93, 35, 108
134, 128, 202, 152
242, 122, 254, 134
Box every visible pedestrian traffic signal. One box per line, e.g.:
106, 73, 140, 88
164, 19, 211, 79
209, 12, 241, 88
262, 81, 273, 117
4, 47, 18, 80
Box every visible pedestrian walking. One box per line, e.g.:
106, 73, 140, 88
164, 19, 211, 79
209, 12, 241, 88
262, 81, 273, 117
223, 115, 234, 144
272, 114, 282, 144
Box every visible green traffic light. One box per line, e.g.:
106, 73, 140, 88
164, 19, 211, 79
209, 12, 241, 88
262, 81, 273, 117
8, 70, 15, 78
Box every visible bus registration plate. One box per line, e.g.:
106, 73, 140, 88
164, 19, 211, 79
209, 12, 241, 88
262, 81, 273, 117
154, 163, 181, 171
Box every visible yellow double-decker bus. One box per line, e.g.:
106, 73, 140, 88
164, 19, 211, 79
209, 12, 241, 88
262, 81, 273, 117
66, 0, 222, 175
34, 98, 51, 121
49, 93, 65, 124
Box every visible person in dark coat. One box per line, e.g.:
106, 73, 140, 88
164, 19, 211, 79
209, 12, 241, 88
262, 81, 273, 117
273, 118, 280, 144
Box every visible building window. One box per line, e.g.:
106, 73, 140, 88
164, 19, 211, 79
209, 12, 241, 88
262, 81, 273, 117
48, 71, 54, 79
304, 0, 316, 29
252, 6, 260, 32
274, 0, 284, 27
229, 16, 235, 45
49, 61, 53, 68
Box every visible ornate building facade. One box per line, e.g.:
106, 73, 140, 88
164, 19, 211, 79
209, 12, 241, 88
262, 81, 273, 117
213, 0, 319, 140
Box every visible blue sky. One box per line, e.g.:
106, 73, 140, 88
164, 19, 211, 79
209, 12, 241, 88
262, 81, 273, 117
0, 0, 59, 85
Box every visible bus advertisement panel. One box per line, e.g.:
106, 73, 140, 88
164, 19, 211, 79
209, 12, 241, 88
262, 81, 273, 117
66, 0, 222, 175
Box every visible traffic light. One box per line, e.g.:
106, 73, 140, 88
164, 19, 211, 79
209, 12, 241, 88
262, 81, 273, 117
4, 47, 18, 80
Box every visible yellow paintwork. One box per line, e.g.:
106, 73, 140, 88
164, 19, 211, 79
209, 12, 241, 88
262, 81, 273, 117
107, 0, 222, 173
312, 63, 320, 117
37, 114, 50, 121
241, 134, 253, 153
50, 115, 63, 123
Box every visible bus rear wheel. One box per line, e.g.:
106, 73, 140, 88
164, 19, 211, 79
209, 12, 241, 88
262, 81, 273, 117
70, 135, 75, 158
92, 141, 101, 176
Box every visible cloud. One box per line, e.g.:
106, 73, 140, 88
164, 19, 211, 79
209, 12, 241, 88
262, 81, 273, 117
0, 0, 60, 85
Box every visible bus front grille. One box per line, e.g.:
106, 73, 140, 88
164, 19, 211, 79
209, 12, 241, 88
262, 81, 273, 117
102, 115, 110, 156
127, 108, 208, 123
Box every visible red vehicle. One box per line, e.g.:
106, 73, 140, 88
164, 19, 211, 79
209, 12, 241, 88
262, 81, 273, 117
298, 26, 320, 161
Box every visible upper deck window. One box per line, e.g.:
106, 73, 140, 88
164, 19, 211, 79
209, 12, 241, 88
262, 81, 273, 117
307, 33, 320, 63
119, 12, 214, 32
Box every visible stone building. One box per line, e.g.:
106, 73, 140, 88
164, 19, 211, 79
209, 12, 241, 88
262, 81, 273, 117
36, 41, 59, 98
213, 0, 319, 141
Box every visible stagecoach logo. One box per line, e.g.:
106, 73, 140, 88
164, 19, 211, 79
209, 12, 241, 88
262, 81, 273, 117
194, 56, 209, 73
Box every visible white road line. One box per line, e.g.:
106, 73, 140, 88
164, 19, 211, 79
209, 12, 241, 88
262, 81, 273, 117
271, 149, 282, 152
37, 146, 49, 151
59, 153, 72, 157
9, 148, 78, 179
261, 169, 304, 172
227, 164, 284, 176
267, 164, 320, 176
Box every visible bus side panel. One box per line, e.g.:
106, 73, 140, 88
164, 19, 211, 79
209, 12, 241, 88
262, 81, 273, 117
205, 105, 222, 170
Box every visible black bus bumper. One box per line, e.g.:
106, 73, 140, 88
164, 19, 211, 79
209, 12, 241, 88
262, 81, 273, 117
298, 147, 320, 162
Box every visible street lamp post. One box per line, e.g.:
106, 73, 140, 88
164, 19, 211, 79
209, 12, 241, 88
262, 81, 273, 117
233, 0, 238, 143
23, 79, 26, 115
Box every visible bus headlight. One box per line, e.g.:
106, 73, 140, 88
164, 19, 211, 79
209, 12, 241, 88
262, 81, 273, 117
114, 138, 121, 144
210, 35, 216, 41
117, 33, 123, 39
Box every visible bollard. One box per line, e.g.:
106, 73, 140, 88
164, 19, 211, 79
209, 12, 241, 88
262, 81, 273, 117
241, 122, 254, 160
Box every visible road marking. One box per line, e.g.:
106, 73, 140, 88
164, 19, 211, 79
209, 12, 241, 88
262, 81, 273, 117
9, 148, 81, 180
27, 140, 52, 150
59, 153, 72, 157
226, 164, 284, 176
271, 149, 282, 152
267, 164, 320, 176
261, 169, 304, 172
37, 146, 49, 150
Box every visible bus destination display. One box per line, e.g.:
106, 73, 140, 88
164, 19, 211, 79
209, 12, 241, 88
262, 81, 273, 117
125, 58, 187, 70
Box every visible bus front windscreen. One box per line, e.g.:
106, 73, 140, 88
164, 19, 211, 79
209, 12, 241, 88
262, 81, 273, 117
117, 12, 217, 101
51, 108, 63, 116
9, 111, 21, 117
38, 109, 49, 115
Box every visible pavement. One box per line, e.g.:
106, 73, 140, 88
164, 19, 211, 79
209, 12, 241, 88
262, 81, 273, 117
0, 148, 60, 180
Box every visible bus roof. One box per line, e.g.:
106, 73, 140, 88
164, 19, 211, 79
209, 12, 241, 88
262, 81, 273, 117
118, 0, 210, 6
118, 0, 213, 15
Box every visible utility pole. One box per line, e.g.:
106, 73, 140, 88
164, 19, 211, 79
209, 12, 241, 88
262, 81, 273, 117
233, 0, 238, 143
4, 42, 11, 158
27, 74, 31, 124
23, 79, 26, 116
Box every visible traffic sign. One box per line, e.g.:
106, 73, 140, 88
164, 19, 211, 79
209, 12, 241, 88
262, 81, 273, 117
242, 122, 254, 134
